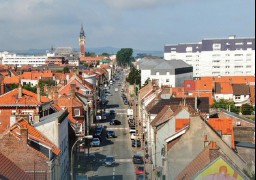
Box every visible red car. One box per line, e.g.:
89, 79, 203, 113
135, 166, 145, 175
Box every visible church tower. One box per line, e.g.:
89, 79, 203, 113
79, 25, 86, 56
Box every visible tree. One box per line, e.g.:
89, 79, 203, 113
241, 103, 254, 115
116, 48, 133, 67
23, 84, 37, 93
126, 66, 141, 86
102, 52, 110, 56
63, 66, 70, 73
212, 99, 239, 114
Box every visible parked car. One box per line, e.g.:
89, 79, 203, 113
123, 100, 128, 105
94, 130, 102, 137
86, 153, 96, 163
133, 154, 144, 164
90, 138, 100, 146
110, 119, 122, 125
136, 174, 145, 180
109, 110, 115, 115
104, 155, 115, 166
132, 140, 141, 147
107, 130, 116, 138
130, 133, 140, 140
135, 166, 145, 175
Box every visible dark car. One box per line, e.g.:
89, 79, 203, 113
123, 100, 128, 105
110, 119, 121, 125
132, 140, 141, 147
86, 153, 96, 163
104, 155, 115, 167
109, 110, 115, 115
133, 154, 144, 164
107, 130, 116, 138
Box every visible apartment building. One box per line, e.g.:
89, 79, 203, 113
164, 35, 255, 77
1, 52, 46, 67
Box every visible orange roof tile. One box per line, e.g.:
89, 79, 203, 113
176, 118, 190, 132
0, 110, 12, 133
0, 88, 50, 105
195, 78, 213, 91
10, 119, 61, 156
215, 82, 233, 94
80, 56, 106, 61
208, 118, 235, 148
3, 76, 20, 84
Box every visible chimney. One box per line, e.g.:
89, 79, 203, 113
0, 82, 4, 95
37, 84, 41, 102
18, 83, 22, 98
204, 135, 209, 147
20, 128, 28, 145
10, 113, 16, 126
53, 90, 58, 104
209, 141, 220, 161
195, 96, 198, 112
33, 114, 40, 123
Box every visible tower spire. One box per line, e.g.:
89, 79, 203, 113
79, 24, 86, 56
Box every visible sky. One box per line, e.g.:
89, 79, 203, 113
0, 0, 255, 51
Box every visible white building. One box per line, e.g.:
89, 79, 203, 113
34, 110, 70, 180
136, 57, 193, 87
164, 36, 255, 77
1, 51, 46, 67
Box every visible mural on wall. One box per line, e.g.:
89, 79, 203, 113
194, 157, 243, 180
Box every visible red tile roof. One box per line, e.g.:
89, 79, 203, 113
176, 118, 190, 132
0, 152, 32, 180
0, 110, 12, 133
0, 88, 50, 105
10, 119, 61, 156
215, 82, 233, 94
3, 75, 20, 84
208, 118, 235, 148
80, 56, 106, 61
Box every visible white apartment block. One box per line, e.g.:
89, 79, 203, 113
1, 51, 46, 67
136, 58, 193, 87
164, 35, 255, 77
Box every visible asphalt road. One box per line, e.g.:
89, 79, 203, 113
86, 70, 137, 180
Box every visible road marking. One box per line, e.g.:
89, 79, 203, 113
107, 127, 128, 130
115, 158, 132, 163
113, 167, 115, 180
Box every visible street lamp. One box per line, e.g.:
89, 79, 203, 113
84, 135, 93, 157
70, 135, 93, 180
70, 137, 82, 180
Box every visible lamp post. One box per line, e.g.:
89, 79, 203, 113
70, 137, 82, 180
84, 135, 93, 157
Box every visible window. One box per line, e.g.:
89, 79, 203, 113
235, 65, 243, 68
166, 79, 169, 83
247, 42, 252, 45
235, 96, 241, 100
74, 109, 80, 116
186, 47, 193, 52
212, 43, 221, 51
235, 54, 243, 56
235, 42, 243, 45
225, 66, 230, 68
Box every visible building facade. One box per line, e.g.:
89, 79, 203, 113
1, 52, 46, 67
164, 36, 255, 77
136, 58, 193, 87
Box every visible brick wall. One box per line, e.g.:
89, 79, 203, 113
0, 131, 51, 180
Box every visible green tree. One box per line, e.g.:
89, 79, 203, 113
8, 83, 18, 91
63, 66, 70, 73
116, 48, 133, 67
102, 52, 110, 56
23, 84, 37, 93
241, 103, 254, 115
212, 99, 239, 114
126, 66, 141, 86
143, 78, 150, 87
39, 79, 56, 96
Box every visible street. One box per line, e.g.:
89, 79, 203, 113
83, 70, 139, 180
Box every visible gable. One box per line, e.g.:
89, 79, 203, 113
194, 157, 246, 180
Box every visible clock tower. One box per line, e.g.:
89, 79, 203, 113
79, 25, 85, 56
